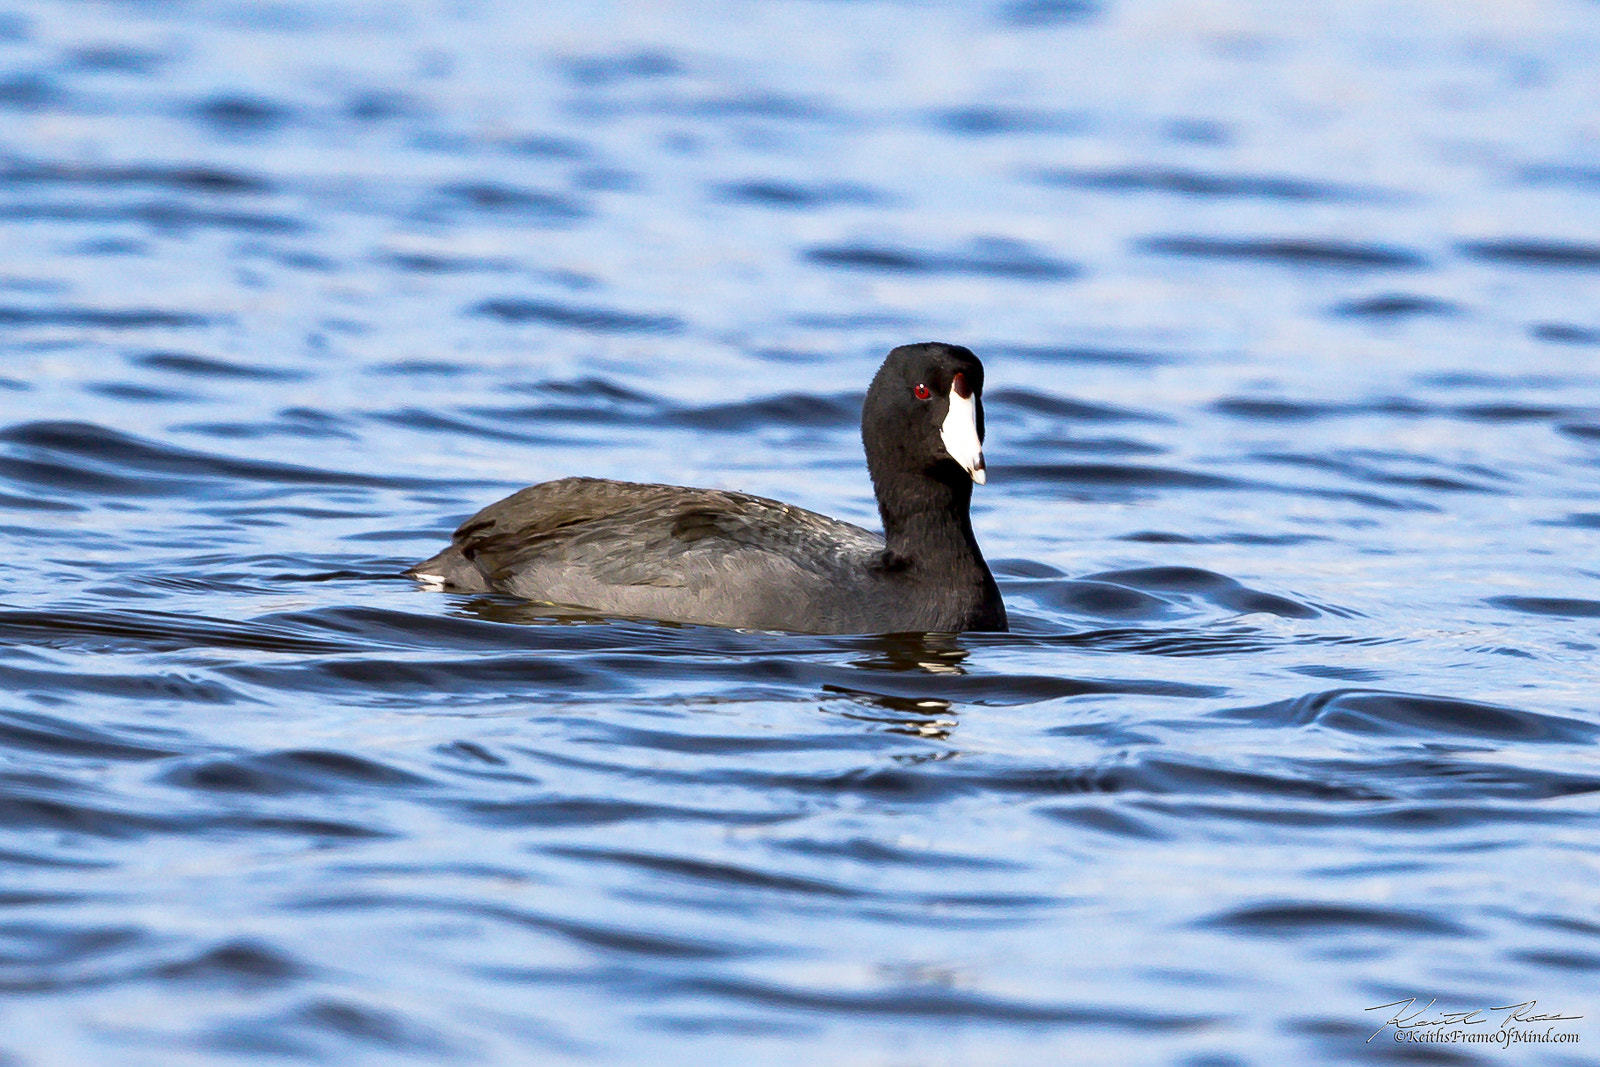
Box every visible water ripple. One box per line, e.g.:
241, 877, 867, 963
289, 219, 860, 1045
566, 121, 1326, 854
1141, 235, 1428, 269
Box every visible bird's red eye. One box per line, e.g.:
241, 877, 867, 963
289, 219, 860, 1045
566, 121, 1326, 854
913, 383, 931, 400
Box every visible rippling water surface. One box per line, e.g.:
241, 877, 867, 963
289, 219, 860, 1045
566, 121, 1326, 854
2, 1, 1598, 1063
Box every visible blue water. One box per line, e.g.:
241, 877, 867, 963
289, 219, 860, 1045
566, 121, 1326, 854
1, 1, 1598, 1064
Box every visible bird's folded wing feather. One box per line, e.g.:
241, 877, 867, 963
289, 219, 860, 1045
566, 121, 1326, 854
451, 477, 880, 590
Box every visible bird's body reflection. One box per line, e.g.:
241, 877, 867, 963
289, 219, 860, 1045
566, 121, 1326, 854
440, 597, 973, 740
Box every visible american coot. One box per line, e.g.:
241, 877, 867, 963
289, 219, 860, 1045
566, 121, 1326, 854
407, 342, 1007, 634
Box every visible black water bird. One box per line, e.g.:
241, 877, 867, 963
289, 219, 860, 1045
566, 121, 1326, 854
407, 342, 1006, 634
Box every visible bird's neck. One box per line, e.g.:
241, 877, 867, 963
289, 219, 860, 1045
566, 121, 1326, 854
875, 467, 986, 575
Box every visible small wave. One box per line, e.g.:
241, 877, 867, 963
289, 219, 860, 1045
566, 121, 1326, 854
1220, 688, 1598, 743
0, 305, 210, 328
0, 708, 182, 761
987, 343, 1172, 367
191, 94, 294, 133
669, 392, 858, 431
87, 382, 196, 403
1081, 566, 1320, 619
1007, 578, 1178, 620
1249, 449, 1508, 499
0, 71, 58, 110
0, 201, 306, 233
1141, 235, 1428, 269
378, 250, 517, 274
176, 408, 358, 441
805, 238, 1078, 280
66, 44, 165, 75
153, 939, 304, 989
343, 88, 427, 123
371, 408, 548, 444
428, 182, 588, 223
472, 298, 682, 334
789, 311, 917, 329
550, 845, 860, 898
930, 106, 1084, 135
1486, 595, 1600, 618
1532, 322, 1600, 344
0, 608, 355, 656
1199, 902, 1467, 938
1331, 293, 1462, 318
597, 90, 838, 124
0, 422, 420, 498
0, 159, 270, 193
134, 351, 309, 382
999, 0, 1099, 28
1520, 163, 1600, 188
1460, 239, 1600, 268
997, 461, 1244, 490
224, 997, 459, 1056
1215, 396, 1429, 420
987, 387, 1164, 421
561, 49, 684, 87
1039, 165, 1372, 202
681, 974, 1214, 1029
715, 179, 886, 209
159, 750, 432, 796
502, 133, 587, 158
